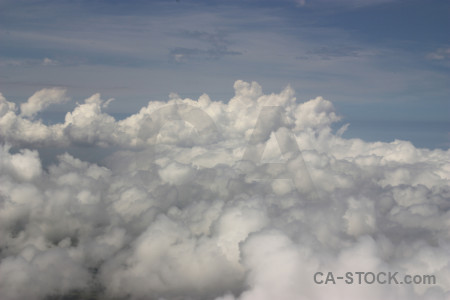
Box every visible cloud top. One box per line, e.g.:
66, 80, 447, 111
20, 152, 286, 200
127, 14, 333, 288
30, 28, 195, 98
20, 87, 69, 118
0, 81, 449, 300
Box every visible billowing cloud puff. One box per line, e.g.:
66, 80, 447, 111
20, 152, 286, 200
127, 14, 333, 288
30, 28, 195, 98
0, 81, 449, 300
20, 87, 69, 118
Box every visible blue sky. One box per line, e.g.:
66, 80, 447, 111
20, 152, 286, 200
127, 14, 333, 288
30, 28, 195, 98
1, 0, 449, 148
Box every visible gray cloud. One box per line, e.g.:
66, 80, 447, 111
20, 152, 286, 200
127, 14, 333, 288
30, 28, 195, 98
427, 47, 450, 61
170, 30, 241, 62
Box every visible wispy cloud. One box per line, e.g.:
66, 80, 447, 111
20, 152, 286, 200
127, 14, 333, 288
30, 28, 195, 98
293, 0, 398, 9
427, 47, 450, 61
42, 57, 58, 66
0, 57, 59, 67
170, 30, 241, 63
296, 45, 368, 60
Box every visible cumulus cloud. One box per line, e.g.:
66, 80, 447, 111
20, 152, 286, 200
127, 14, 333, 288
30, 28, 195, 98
0, 81, 449, 300
20, 87, 69, 118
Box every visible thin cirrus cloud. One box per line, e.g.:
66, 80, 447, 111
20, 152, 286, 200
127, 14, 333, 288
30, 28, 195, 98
170, 30, 242, 63
427, 47, 450, 61
0, 81, 449, 300
294, 0, 397, 9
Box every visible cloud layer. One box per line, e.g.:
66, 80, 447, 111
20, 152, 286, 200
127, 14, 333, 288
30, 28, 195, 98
0, 81, 449, 300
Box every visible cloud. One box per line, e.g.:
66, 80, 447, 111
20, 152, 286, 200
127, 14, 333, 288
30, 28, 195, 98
170, 30, 241, 62
20, 87, 69, 118
294, 0, 398, 9
0, 58, 59, 68
427, 47, 450, 61
295, 0, 307, 7
42, 57, 58, 66
303, 45, 363, 60
0, 81, 449, 300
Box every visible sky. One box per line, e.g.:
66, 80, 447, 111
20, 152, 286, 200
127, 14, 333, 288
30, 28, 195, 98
0, 0, 449, 149
1, 1, 450, 300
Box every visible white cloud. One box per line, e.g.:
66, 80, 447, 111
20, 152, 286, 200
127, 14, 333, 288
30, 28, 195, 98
20, 87, 69, 118
0, 81, 449, 300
